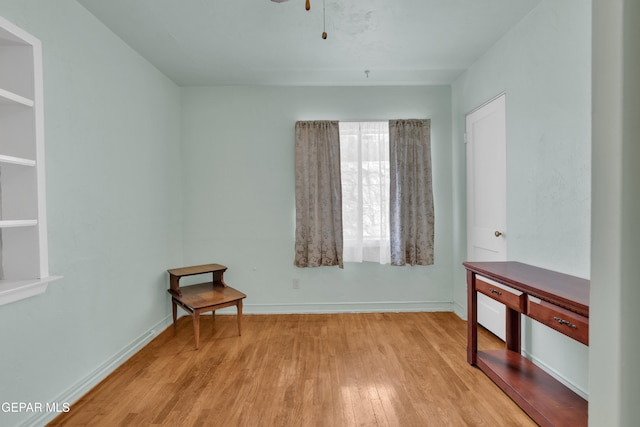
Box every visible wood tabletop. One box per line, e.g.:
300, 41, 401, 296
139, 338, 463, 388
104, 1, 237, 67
168, 263, 227, 278
177, 282, 246, 309
463, 261, 590, 316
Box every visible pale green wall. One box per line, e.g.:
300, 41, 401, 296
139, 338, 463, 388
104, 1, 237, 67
4, 0, 631, 425
591, 0, 640, 424
452, 0, 591, 397
0, 1, 182, 426
180, 85, 454, 313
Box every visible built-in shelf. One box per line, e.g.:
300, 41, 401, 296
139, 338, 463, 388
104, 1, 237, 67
0, 154, 36, 167
0, 219, 38, 228
0, 276, 63, 306
0, 15, 60, 306
0, 87, 34, 107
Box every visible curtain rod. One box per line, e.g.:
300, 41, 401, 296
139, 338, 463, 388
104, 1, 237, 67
339, 119, 428, 123
339, 119, 390, 123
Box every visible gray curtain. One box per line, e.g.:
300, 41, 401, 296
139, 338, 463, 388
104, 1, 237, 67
389, 119, 434, 266
294, 121, 344, 268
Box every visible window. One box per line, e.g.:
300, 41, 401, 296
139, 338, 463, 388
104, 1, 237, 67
339, 122, 390, 264
294, 119, 433, 268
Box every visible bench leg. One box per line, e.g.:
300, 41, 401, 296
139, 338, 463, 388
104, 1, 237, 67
193, 312, 201, 350
236, 300, 243, 336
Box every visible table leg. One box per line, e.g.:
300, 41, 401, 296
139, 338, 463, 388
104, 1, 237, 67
237, 299, 243, 336
506, 307, 521, 353
467, 270, 478, 365
172, 300, 177, 328
193, 312, 201, 350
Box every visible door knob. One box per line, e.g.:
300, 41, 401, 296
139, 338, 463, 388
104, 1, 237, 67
495, 231, 503, 237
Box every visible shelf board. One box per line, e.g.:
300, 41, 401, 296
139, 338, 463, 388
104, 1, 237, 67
0, 87, 34, 107
0, 154, 36, 167
0, 219, 38, 228
0, 276, 62, 306
476, 350, 587, 427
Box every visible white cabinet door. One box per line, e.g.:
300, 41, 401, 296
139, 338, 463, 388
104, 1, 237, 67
466, 93, 507, 340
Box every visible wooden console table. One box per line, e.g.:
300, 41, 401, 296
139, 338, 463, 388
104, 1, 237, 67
168, 263, 246, 349
464, 261, 589, 426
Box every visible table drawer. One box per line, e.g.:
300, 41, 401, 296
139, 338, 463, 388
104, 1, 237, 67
527, 296, 589, 345
475, 276, 525, 311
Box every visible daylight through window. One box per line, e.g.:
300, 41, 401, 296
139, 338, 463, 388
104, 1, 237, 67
339, 122, 390, 264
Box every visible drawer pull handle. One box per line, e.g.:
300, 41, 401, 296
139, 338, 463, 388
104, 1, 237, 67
553, 317, 577, 329
489, 288, 502, 296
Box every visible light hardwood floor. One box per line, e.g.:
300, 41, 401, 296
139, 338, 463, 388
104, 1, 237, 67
50, 312, 535, 426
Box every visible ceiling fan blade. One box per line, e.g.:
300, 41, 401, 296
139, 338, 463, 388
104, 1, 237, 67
271, 0, 288, 3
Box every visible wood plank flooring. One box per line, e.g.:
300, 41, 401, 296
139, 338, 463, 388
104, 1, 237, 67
49, 312, 535, 426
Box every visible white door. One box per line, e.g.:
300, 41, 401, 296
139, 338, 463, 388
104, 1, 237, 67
466, 94, 508, 340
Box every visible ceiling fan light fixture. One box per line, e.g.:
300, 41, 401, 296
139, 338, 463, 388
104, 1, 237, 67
270, 0, 310, 10
272, 0, 327, 38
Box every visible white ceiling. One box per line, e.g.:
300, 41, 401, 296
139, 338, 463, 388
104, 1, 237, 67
77, 0, 541, 86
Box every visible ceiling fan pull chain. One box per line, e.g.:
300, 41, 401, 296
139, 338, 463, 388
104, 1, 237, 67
306, 0, 310, 11
322, 0, 327, 39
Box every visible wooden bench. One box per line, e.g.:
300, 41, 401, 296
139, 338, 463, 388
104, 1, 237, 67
167, 263, 246, 349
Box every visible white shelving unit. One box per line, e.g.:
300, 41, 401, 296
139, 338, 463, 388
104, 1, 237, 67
0, 15, 60, 305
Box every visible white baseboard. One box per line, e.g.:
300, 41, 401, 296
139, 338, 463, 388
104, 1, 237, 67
21, 315, 173, 427
215, 301, 454, 314
453, 301, 466, 320
521, 349, 589, 400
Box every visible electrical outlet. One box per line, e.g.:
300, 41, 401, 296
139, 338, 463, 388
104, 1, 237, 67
292, 278, 300, 289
